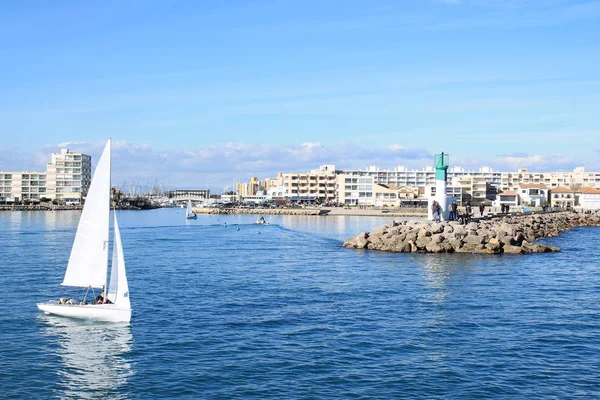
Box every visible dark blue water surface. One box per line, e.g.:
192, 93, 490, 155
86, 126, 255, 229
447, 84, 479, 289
1, 209, 599, 399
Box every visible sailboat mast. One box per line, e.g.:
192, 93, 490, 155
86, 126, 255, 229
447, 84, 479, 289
105, 138, 112, 293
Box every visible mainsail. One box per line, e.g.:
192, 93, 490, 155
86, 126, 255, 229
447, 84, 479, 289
62, 140, 111, 288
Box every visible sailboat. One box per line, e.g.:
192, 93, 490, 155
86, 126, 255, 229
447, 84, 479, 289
186, 199, 197, 219
37, 139, 131, 323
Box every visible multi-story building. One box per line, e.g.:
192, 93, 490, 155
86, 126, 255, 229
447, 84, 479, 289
501, 167, 600, 191
451, 175, 489, 205
339, 165, 503, 190
236, 176, 261, 198
1, 148, 91, 203
45, 148, 92, 204
336, 175, 374, 206
281, 165, 337, 202
0, 171, 47, 202
336, 175, 424, 207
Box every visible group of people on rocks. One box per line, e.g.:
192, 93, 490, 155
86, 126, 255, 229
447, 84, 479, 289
432, 200, 475, 224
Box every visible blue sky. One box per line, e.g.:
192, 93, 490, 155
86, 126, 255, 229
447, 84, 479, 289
1, 0, 599, 191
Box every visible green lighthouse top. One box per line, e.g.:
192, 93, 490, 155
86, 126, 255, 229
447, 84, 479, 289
434, 152, 449, 181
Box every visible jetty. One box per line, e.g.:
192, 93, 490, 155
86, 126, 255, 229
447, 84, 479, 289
343, 211, 600, 254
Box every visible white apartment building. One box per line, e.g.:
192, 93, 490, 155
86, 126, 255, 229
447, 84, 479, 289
45, 148, 92, 203
501, 167, 600, 191
340, 165, 502, 190
340, 165, 600, 192
0, 148, 91, 203
337, 175, 374, 205
0, 172, 47, 202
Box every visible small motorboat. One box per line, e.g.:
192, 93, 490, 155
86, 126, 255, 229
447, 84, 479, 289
256, 217, 269, 225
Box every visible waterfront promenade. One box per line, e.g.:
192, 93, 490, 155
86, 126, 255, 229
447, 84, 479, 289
192, 206, 428, 218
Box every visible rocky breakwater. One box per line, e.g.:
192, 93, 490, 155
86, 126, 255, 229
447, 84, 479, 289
343, 212, 600, 254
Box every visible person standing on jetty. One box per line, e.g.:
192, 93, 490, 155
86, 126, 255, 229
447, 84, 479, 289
431, 200, 441, 222
448, 201, 457, 221
464, 201, 472, 223
479, 202, 485, 217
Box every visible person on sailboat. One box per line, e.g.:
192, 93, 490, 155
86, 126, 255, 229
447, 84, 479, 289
94, 291, 105, 304
94, 290, 112, 304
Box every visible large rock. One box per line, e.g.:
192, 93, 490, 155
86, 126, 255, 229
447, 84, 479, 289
415, 235, 433, 250
522, 242, 561, 253
343, 231, 370, 249
463, 234, 485, 246
485, 237, 502, 253
426, 241, 455, 253
391, 241, 413, 253
502, 244, 526, 254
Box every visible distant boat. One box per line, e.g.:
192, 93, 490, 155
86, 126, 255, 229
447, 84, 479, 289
186, 199, 197, 219
37, 139, 132, 323
256, 216, 269, 225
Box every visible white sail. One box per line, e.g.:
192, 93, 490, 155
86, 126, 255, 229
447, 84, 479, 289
62, 140, 111, 288
187, 199, 192, 215
107, 213, 130, 309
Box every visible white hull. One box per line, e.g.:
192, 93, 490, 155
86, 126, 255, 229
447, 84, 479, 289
37, 302, 131, 323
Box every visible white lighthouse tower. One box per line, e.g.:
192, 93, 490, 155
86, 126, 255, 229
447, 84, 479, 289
428, 152, 450, 221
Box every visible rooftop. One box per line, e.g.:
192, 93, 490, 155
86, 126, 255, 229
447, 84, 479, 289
551, 186, 577, 193
519, 183, 549, 189
580, 186, 600, 194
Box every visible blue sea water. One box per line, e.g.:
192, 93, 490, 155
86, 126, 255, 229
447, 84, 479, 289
0, 208, 599, 399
